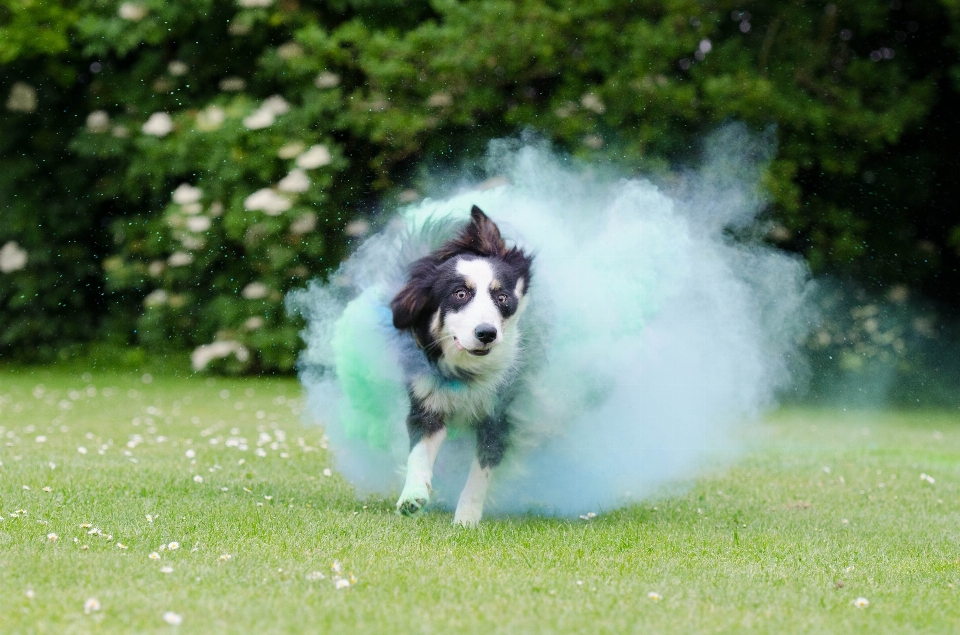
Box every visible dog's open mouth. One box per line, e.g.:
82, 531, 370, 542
454, 338, 491, 356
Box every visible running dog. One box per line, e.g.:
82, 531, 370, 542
390, 206, 533, 526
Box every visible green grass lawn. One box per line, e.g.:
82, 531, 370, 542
1, 365, 958, 634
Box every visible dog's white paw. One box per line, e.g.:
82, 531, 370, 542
453, 501, 483, 527
396, 483, 430, 517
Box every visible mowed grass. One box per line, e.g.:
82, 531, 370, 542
1, 366, 959, 634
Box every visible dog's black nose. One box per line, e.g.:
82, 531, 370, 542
475, 324, 498, 344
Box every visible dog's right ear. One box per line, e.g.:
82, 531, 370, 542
391, 259, 435, 330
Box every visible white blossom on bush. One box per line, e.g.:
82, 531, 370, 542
241, 282, 270, 300
191, 340, 250, 372
314, 72, 340, 89
148, 261, 166, 277
344, 219, 371, 237
278, 169, 309, 193
143, 290, 169, 307
168, 251, 194, 267
296, 145, 332, 169
208, 202, 224, 217
86, 110, 111, 133
262, 95, 290, 116
6, 82, 37, 113
219, 77, 246, 92
195, 105, 226, 131
180, 203, 202, 215
243, 108, 274, 130
168, 60, 189, 76
142, 112, 173, 137
277, 142, 305, 159
0, 241, 28, 273
277, 42, 304, 59
118, 3, 148, 21
238, 0, 273, 6
288, 212, 317, 235
427, 92, 453, 108
185, 216, 211, 233
244, 188, 291, 215
244, 316, 265, 330
172, 183, 203, 205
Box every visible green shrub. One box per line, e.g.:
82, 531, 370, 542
2, 0, 959, 371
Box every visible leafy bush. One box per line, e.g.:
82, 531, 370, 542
2, 0, 959, 371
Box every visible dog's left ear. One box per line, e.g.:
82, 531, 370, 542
461, 206, 507, 257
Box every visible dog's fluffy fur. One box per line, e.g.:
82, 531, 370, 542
390, 206, 533, 525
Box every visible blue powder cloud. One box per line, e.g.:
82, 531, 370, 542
288, 128, 814, 516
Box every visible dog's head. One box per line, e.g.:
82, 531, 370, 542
392, 206, 533, 365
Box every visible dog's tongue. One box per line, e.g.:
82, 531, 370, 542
454, 338, 464, 351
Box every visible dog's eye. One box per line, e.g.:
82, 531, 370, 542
454, 289, 468, 300
497, 294, 508, 304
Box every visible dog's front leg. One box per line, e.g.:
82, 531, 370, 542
396, 399, 446, 517
454, 413, 509, 527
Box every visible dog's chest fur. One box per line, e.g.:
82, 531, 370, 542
410, 350, 519, 422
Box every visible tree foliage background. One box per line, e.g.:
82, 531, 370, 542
2, 0, 959, 375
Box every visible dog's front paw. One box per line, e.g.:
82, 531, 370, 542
453, 501, 483, 527
396, 484, 430, 517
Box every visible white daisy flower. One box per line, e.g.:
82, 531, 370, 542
647, 591, 662, 601
193, 475, 203, 483
168, 542, 180, 550
322, 468, 332, 477
853, 597, 869, 608
162, 612, 183, 625
84, 598, 101, 614
160, 566, 174, 574
47, 533, 58, 541
149, 552, 161, 560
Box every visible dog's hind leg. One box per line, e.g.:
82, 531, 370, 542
397, 399, 446, 517
454, 413, 509, 527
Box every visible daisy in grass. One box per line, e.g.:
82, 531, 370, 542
853, 597, 869, 609
647, 592, 662, 601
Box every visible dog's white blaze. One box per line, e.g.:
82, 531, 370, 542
397, 427, 447, 508
446, 258, 502, 350
454, 458, 492, 527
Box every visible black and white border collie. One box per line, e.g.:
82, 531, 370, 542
391, 206, 533, 526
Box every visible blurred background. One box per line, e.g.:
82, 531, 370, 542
1, 0, 959, 405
